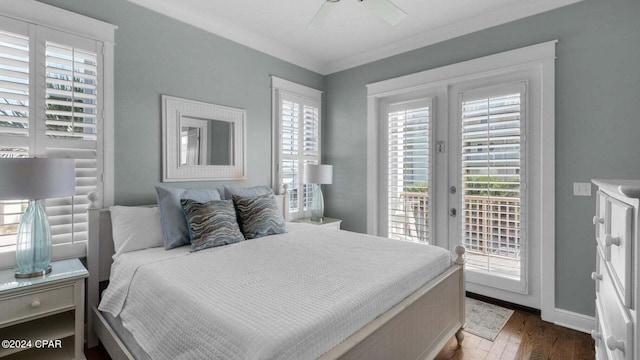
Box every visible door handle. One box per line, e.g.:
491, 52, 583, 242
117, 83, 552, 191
449, 208, 457, 217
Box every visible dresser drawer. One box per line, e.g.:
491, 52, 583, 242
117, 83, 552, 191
594, 190, 608, 248
0, 284, 75, 327
593, 305, 609, 360
605, 197, 633, 306
597, 267, 633, 360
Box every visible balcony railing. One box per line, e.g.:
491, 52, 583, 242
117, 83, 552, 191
393, 192, 429, 243
462, 195, 520, 259
394, 193, 520, 262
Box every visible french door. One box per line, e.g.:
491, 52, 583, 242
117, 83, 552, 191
369, 41, 555, 316
378, 81, 540, 308
449, 81, 539, 308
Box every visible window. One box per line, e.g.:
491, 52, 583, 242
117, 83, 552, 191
271, 77, 322, 218
459, 83, 525, 280
0, 2, 115, 264
386, 99, 432, 244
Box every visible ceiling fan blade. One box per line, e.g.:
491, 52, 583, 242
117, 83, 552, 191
361, 0, 407, 26
306, 1, 336, 30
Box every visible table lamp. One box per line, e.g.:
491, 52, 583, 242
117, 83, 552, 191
0, 158, 75, 278
303, 164, 333, 221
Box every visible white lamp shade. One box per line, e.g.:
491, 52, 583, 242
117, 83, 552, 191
0, 158, 76, 200
304, 164, 333, 184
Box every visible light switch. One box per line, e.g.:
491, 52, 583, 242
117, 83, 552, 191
573, 182, 591, 196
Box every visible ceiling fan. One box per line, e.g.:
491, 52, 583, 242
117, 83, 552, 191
307, 0, 408, 29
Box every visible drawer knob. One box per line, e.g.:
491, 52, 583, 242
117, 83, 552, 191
593, 216, 604, 225
30, 300, 41, 308
591, 272, 602, 281
606, 335, 625, 352
591, 330, 602, 340
604, 234, 621, 247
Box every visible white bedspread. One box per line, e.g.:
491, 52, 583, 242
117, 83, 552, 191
99, 225, 451, 360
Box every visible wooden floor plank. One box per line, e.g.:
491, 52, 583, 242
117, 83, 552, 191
573, 327, 597, 360
435, 308, 594, 360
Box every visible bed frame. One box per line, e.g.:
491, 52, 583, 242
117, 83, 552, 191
86, 191, 466, 360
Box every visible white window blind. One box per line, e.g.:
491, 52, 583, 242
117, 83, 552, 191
44, 41, 99, 246
272, 77, 322, 219
45, 42, 98, 141
460, 82, 525, 279
0, 29, 29, 137
387, 99, 431, 244
0, 14, 108, 260
0, 26, 30, 250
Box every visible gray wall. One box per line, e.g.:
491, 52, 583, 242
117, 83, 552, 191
323, 0, 640, 316
37, 0, 324, 205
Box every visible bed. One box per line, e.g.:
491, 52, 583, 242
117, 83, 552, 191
86, 191, 466, 360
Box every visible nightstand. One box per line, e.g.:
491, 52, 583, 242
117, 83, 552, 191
0, 259, 88, 360
292, 217, 342, 230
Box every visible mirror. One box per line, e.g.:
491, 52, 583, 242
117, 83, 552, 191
179, 117, 233, 166
163, 95, 246, 181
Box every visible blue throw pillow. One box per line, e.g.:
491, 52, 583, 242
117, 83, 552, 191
180, 199, 245, 252
222, 185, 273, 200
155, 185, 221, 249
232, 193, 286, 239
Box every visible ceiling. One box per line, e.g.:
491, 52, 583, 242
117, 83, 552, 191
126, 0, 581, 75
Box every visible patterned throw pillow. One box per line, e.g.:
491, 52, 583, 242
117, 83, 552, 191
155, 185, 221, 249
180, 199, 245, 252
232, 194, 286, 239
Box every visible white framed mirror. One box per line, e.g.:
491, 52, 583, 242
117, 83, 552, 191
162, 95, 246, 181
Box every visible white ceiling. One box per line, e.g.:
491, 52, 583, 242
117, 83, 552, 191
126, 0, 581, 75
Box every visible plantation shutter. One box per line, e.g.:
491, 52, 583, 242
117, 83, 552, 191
0, 28, 29, 137
272, 78, 322, 219
386, 99, 431, 244
302, 104, 319, 210
0, 16, 104, 258
44, 40, 99, 247
45, 42, 98, 140
45, 149, 97, 246
460, 82, 525, 278
0, 23, 30, 251
281, 99, 300, 211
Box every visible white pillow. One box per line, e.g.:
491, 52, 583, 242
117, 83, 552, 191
109, 206, 164, 257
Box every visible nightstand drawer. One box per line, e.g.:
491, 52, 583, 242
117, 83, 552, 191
292, 217, 342, 229
0, 284, 75, 327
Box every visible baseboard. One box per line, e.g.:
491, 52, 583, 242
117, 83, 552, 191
554, 308, 594, 334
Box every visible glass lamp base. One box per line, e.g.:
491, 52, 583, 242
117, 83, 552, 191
15, 199, 53, 278
15, 265, 52, 279
310, 184, 325, 221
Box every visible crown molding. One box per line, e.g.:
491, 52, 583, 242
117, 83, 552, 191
325, 0, 582, 74
127, 0, 582, 75
2, 0, 117, 43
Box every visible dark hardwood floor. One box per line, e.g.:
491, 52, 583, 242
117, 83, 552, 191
435, 308, 595, 360
86, 309, 595, 360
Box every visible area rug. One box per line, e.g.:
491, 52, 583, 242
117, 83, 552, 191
465, 297, 514, 341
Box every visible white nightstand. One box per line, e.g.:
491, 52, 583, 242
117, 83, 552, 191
292, 217, 342, 230
0, 259, 88, 360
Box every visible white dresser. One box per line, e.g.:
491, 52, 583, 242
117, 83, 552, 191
591, 179, 640, 360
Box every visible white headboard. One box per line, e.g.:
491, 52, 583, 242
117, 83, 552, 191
85, 191, 289, 347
